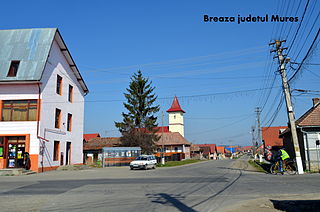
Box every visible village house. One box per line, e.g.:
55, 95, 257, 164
262, 126, 286, 149
0, 28, 88, 172
194, 144, 217, 160
83, 133, 100, 143
83, 136, 121, 165
217, 146, 226, 159
155, 131, 191, 161
280, 98, 320, 171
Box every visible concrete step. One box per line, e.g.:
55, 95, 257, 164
0, 168, 36, 176
0, 168, 23, 176
22, 169, 37, 175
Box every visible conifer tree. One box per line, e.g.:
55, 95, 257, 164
115, 70, 160, 154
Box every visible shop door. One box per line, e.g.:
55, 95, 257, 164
7, 137, 26, 168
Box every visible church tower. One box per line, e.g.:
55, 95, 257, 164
166, 96, 185, 137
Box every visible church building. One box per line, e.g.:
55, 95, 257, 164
155, 96, 191, 161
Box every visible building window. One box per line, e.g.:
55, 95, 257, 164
56, 75, 62, 95
55, 108, 61, 128
7, 61, 20, 77
2, 100, 37, 121
53, 141, 60, 161
67, 113, 72, 132
174, 147, 178, 152
68, 85, 73, 102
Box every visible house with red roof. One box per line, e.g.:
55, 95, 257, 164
280, 98, 320, 171
194, 144, 217, 160
217, 146, 226, 159
83, 137, 121, 165
83, 133, 101, 143
262, 126, 286, 148
154, 132, 191, 161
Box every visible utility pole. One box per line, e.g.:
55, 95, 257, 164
161, 111, 165, 165
251, 126, 256, 155
270, 40, 304, 174
255, 107, 262, 148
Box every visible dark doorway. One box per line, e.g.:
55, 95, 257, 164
66, 142, 71, 165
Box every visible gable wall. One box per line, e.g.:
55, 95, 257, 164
39, 39, 85, 168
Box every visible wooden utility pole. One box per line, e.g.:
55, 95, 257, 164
270, 40, 304, 174
255, 107, 262, 148
251, 126, 256, 154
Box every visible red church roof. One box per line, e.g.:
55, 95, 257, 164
166, 96, 185, 113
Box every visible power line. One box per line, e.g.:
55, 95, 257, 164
287, 0, 311, 54
288, 28, 320, 82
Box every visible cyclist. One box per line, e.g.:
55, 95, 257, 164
274, 148, 290, 174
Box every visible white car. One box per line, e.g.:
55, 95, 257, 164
130, 155, 157, 170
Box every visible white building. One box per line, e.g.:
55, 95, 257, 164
0, 28, 88, 172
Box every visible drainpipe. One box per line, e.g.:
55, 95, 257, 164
36, 83, 41, 138
300, 128, 311, 171
36, 82, 44, 172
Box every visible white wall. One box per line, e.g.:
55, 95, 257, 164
168, 112, 184, 137
305, 132, 320, 165
0, 84, 40, 155
39, 39, 85, 168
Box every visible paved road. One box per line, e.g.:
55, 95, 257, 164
0, 159, 320, 212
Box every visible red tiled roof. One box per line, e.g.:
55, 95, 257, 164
262, 126, 286, 147
199, 146, 211, 155
296, 101, 320, 126
83, 137, 121, 150
195, 144, 217, 153
83, 133, 101, 142
281, 100, 320, 135
167, 96, 185, 113
217, 146, 226, 154
137, 126, 170, 133
155, 132, 191, 146
190, 144, 201, 151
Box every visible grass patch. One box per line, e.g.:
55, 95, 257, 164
158, 159, 203, 167
248, 160, 267, 172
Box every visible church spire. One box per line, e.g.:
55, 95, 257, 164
166, 96, 185, 113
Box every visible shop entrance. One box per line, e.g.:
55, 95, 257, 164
0, 136, 26, 168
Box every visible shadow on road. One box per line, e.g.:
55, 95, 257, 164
256, 162, 272, 173
146, 193, 197, 212
216, 166, 263, 173
270, 199, 320, 212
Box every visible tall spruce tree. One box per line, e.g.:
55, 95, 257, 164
115, 70, 160, 154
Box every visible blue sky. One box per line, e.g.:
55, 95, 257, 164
1, 0, 319, 146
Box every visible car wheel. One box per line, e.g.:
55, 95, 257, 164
130, 167, 133, 170
152, 165, 156, 169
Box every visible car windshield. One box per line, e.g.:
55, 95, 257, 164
135, 156, 148, 160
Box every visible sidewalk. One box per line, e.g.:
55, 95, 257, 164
217, 193, 320, 212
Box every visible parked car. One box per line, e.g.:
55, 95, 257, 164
130, 155, 157, 170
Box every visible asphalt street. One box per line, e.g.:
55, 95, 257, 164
0, 158, 320, 212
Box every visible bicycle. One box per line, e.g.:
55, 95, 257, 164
270, 159, 297, 175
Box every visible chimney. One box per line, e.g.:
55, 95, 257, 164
312, 98, 320, 107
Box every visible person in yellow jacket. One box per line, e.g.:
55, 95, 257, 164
278, 148, 290, 173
